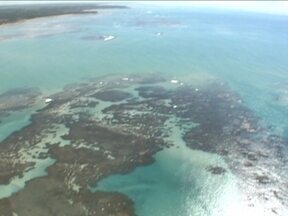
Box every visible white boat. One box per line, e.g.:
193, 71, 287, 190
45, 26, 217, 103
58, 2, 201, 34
170, 79, 179, 84
45, 98, 53, 103
103, 35, 115, 41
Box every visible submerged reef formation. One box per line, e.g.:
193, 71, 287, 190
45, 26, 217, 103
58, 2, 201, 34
0, 74, 287, 215
0, 87, 41, 112
0, 87, 41, 122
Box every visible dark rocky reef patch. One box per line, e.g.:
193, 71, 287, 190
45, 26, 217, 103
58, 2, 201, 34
0, 160, 34, 185
70, 99, 98, 109
91, 90, 132, 102
136, 86, 171, 99
255, 174, 271, 184
0, 177, 135, 216
206, 166, 226, 175
173, 83, 260, 153
0, 74, 172, 215
0, 87, 41, 112
0, 74, 288, 215
169, 82, 288, 213
102, 100, 170, 138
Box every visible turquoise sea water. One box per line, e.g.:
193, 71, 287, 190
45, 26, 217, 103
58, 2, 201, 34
94, 118, 241, 216
0, 3, 288, 215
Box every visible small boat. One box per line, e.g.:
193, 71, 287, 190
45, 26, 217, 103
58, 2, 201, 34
102, 35, 115, 41
45, 98, 53, 103
170, 79, 179, 84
